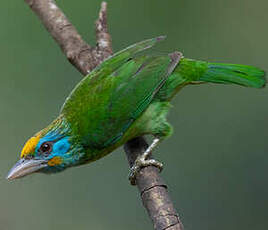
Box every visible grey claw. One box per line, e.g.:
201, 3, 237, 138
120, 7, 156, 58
128, 138, 162, 185
128, 157, 163, 185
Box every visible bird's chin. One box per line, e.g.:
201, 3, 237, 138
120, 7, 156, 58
6, 158, 48, 180
39, 165, 66, 174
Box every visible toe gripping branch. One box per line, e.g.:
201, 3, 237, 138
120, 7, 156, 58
124, 137, 184, 229
128, 138, 162, 185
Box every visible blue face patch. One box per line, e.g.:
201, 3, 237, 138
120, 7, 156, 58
35, 131, 71, 160
50, 136, 71, 158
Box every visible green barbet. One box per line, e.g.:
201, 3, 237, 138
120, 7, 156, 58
7, 37, 266, 183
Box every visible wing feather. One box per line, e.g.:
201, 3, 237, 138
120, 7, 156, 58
62, 38, 180, 149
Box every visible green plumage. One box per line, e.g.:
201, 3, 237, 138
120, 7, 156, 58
7, 37, 266, 180
61, 37, 265, 163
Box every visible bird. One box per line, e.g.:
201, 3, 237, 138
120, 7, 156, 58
6, 36, 266, 184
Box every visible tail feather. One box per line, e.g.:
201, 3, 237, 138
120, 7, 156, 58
157, 58, 265, 101
199, 62, 266, 88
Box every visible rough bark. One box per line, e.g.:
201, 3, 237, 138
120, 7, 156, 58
24, 1, 183, 229
125, 137, 184, 230
24, 0, 112, 74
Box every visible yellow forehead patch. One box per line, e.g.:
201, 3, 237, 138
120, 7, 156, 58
20, 134, 41, 158
48, 156, 62, 166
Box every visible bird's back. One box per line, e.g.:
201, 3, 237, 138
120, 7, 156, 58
61, 37, 179, 150
61, 36, 265, 154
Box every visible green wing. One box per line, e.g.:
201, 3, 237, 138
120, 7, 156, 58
62, 37, 179, 148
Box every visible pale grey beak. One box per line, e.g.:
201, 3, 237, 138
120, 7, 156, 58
6, 159, 48, 180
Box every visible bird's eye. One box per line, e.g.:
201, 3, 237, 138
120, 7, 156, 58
40, 142, 53, 154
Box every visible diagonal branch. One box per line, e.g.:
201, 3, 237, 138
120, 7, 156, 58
24, 1, 183, 229
24, 0, 112, 74
125, 137, 184, 230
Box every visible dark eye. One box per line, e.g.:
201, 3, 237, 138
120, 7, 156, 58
40, 142, 53, 154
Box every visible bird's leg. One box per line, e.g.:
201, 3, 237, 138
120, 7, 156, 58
129, 138, 163, 185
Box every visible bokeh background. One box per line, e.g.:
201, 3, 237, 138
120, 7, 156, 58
1, 0, 268, 229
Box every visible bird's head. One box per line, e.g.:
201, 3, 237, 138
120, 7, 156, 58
6, 117, 84, 180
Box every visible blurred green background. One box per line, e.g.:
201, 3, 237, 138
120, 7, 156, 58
1, 0, 267, 229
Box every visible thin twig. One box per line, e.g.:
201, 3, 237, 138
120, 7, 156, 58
95, 2, 113, 57
24, 0, 111, 74
24, 1, 183, 229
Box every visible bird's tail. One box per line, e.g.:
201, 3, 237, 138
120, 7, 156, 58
180, 59, 266, 88
198, 62, 266, 88
157, 58, 266, 100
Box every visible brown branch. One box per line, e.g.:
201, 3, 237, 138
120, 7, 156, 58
125, 137, 184, 230
24, 0, 112, 74
95, 2, 113, 58
24, 1, 183, 229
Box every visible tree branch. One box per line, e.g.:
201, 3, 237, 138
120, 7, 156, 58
95, 2, 113, 57
125, 137, 184, 230
24, 0, 112, 74
24, 1, 183, 229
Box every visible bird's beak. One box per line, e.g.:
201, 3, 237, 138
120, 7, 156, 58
6, 158, 48, 180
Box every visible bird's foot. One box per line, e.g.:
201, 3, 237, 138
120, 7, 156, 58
129, 157, 163, 185
128, 138, 162, 185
